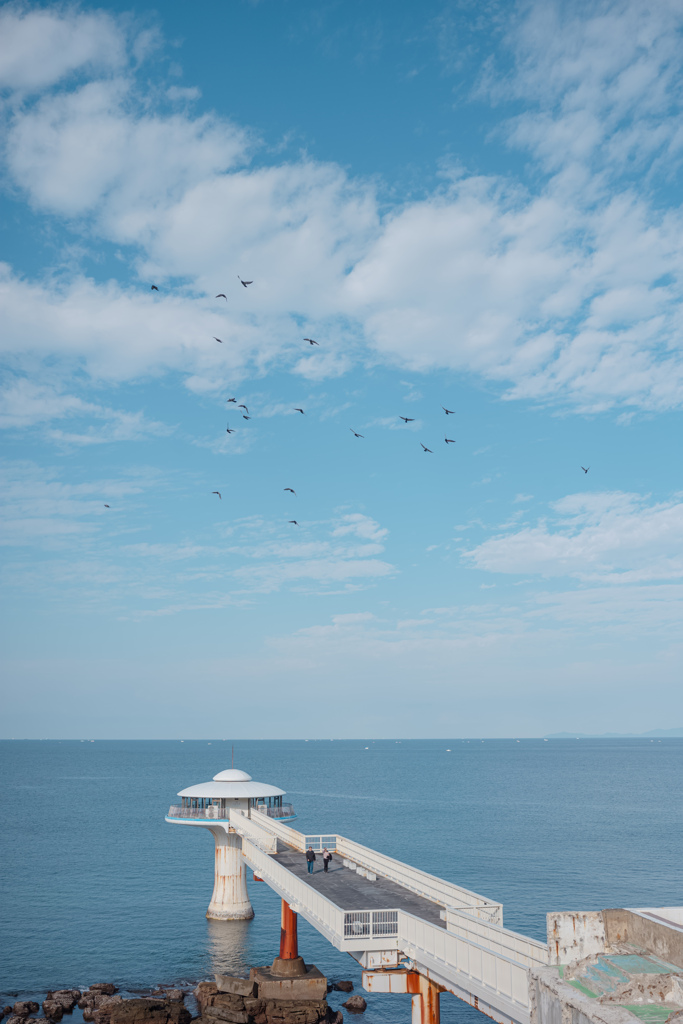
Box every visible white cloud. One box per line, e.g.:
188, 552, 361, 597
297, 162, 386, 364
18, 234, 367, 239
496, 0, 683, 181
0, 460, 148, 547
0, 7, 126, 92
331, 513, 388, 543
2, 1, 683, 417
225, 514, 393, 593
464, 490, 683, 581
6, 78, 249, 224
0, 462, 395, 600
0, 377, 170, 442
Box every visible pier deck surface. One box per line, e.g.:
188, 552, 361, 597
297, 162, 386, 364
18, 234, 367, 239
272, 843, 446, 928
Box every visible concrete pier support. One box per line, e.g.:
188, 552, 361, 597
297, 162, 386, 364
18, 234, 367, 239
410, 976, 441, 1024
363, 969, 441, 1024
206, 828, 254, 921
279, 900, 299, 960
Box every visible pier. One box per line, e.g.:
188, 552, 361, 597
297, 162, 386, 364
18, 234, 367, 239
166, 768, 683, 1024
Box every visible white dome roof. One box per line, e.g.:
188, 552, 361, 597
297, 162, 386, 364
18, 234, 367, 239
177, 766, 285, 800
213, 769, 252, 782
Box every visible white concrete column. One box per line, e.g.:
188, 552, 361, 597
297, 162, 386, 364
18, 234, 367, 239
206, 827, 254, 921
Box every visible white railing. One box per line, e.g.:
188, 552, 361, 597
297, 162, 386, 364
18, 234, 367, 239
232, 809, 309, 850
446, 908, 548, 968
254, 803, 296, 820
229, 812, 278, 852
344, 910, 399, 938
399, 910, 530, 1015
336, 836, 503, 924
168, 805, 229, 820
305, 835, 337, 852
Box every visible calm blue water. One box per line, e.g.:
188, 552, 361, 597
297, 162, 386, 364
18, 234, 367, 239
1, 739, 682, 1023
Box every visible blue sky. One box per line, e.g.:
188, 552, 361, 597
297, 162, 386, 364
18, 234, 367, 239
1, 0, 682, 739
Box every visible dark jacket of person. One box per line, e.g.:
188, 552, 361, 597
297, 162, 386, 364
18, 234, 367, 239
306, 849, 316, 862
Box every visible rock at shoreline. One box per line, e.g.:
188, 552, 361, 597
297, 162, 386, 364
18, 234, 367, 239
109, 999, 191, 1024
42, 1003, 64, 1021
327, 1013, 343, 1024
340, 998, 365, 1015
90, 987, 119, 996
332, 983, 353, 994
13, 1003, 40, 1017
89, 995, 124, 1022
47, 991, 81, 1010
163, 994, 184, 1004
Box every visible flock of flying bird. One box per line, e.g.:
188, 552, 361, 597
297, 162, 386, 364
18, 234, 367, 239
102, 276, 590, 514
198, 277, 460, 524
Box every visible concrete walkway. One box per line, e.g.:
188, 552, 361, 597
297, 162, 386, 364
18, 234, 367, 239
272, 844, 446, 928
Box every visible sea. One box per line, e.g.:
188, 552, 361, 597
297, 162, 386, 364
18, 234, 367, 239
1, 739, 682, 1024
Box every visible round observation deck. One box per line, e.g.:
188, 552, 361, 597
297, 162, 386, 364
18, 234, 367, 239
166, 766, 296, 823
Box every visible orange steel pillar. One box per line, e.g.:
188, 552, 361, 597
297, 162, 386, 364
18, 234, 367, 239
409, 974, 441, 1024
279, 899, 298, 960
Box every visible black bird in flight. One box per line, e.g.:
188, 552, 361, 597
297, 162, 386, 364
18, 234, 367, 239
104, 504, 110, 508
288, 520, 299, 526
445, 437, 456, 444
350, 428, 364, 438
304, 338, 319, 345
227, 398, 236, 403
238, 276, 253, 287
212, 491, 222, 499
420, 443, 433, 453
581, 466, 590, 473
243, 415, 251, 420
151, 285, 159, 291
442, 407, 455, 414
214, 337, 223, 344
284, 488, 296, 495
226, 425, 235, 434
294, 408, 305, 414
238, 404, 248, 413
216, 293, 227, 300
400, 416, 415, 423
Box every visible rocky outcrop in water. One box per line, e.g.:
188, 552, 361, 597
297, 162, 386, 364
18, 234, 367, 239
340, 998, 365, 1015
12, 1004, 40, 1017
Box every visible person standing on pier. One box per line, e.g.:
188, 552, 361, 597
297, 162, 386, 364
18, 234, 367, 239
306, 846, 316, 873
322, 848, 332, 873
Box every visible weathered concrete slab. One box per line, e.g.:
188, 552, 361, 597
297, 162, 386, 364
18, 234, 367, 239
250, 965, 327, 1002
215, 978, 256, 998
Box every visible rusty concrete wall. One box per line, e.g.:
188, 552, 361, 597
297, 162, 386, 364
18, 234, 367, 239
546, 913, 606, 966
603, 910, 683, 969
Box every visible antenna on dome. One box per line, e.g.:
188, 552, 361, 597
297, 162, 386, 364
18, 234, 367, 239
232, 745, 234, 769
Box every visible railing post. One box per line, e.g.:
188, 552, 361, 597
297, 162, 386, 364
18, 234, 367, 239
280, 899, 299, 960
